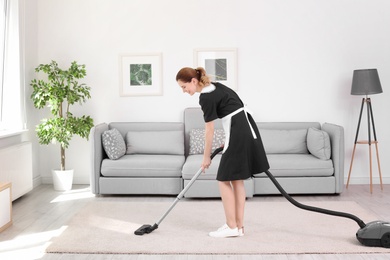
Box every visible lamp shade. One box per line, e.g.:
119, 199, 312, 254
351, 69, 383, 95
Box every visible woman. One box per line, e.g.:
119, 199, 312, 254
176, 67, 269, 238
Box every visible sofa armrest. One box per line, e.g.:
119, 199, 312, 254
321, 122, 344, 193
89, 123, 108, 194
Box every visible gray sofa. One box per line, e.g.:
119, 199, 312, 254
90, 107, 344, 197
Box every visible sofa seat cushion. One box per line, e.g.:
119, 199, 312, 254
254, 154, 333, 178
183, 153, 333, 180
101, 154, 185, 177
182, 154, 221, 180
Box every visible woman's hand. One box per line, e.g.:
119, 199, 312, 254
201, 156, 211, 172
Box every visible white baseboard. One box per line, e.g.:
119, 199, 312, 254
32, 176, 42, 189
41, 176, 90, 185
41, 176, 52, 184
344, 176, 390, 185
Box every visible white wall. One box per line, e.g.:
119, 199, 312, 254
24, 0, 390, 186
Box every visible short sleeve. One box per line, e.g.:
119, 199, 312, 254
199, 94, 218, 122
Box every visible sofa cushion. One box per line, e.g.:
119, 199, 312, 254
101, 154, 185, 177
307, 127, 331, 160
254, 154, 333, 177
189, 129, 225, 154
182, 154, 221, 180
259, 129, 308, 154
102, 128, 126, 160
126, 130, 184, 155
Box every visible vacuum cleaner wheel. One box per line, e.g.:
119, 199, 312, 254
381, 232, 390, 248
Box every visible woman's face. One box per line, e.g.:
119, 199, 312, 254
177, 78, 198, 96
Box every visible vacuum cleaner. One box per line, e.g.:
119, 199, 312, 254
135, 147, 390, 248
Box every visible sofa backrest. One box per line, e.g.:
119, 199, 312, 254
257, 122, 320, 154
256, 122, 320, 130
109, 122, 184, 155
184, 108, 222, 156
183, 107, 323, 155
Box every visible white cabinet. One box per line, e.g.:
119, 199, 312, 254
0, 182, 12, 232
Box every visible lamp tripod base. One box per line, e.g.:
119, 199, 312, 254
346, 97, 383, 193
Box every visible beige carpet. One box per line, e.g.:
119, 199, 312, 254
46, 200, 390, 255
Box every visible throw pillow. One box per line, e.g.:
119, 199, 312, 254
126, 131, 184, 155
259, 129, 308, 154
307, 127, 331, 160
189, 128, 225, 154
102, 128, 126, 160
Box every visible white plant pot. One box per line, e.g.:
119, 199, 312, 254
52, 169, 74, 191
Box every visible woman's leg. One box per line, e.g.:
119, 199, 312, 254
231, 180, 246, 230
209, 181, 245, 237
218, 181, 237, 228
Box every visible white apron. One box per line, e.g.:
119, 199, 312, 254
221, 106, 257, 153
200, 84, 257, 153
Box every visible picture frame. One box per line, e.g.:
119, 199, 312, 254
119, 53, 163, 96
194, 48, 238, 90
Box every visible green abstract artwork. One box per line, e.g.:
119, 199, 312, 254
130, 64, 152, 86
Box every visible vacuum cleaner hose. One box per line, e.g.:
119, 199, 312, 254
264, 170, 366, 229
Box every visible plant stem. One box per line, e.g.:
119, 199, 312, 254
59, 101, 65, 170
61, 146, 65, 171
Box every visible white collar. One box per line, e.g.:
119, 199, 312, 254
200, 83, 216, 93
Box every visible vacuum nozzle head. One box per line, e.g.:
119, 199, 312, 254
134, 224, 158, 235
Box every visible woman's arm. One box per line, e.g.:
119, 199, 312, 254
202, 121, 214, 171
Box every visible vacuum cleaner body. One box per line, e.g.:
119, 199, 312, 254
356, 221, 390, 248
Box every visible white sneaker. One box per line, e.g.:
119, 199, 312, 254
209, 224, 239, 238
238, 227, 244, 237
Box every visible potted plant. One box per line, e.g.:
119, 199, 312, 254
30, 60, 94, 191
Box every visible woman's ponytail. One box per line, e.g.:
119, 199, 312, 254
176, 67, 211, 88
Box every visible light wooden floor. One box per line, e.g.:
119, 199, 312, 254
0, 184, 389, 260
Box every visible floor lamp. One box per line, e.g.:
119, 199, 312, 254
346, 68, 383, 193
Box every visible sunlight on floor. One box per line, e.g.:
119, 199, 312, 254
50, 186, 95, 203
0, 226, 67, 259
90, 215, 143, 234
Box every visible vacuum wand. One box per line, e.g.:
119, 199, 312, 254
134, 146, 224, 235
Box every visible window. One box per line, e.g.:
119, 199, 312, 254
0, 0, 6, 125
0, 0, 24, 133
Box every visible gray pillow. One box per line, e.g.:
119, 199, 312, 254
307, 127, 331, 160
102, 128, 126, 160
259, 129, 308, 154
126, 131, 184, 155
189, 128, 225, 154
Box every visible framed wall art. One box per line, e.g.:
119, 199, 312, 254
119, 53, 163, 96
194, 48, 237, 90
